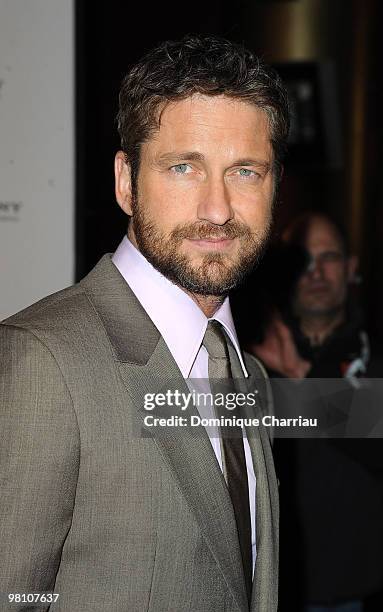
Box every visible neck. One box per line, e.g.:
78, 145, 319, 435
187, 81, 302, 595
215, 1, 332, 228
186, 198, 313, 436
186, 292, 225, 318
300, 310, 344, 346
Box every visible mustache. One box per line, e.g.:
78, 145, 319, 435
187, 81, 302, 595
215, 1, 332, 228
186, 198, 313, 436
171, 222, 252, 241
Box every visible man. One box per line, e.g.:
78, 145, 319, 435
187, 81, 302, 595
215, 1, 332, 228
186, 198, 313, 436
254, 212, 360, 378
0, 36, 289, 611
254, 213, 383, 611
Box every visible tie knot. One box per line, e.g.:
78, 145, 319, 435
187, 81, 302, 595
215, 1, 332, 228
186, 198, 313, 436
203, 320, 229, 360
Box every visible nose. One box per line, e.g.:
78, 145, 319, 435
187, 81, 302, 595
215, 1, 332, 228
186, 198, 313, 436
197, 175, 234, 226
307, 256, 325, 280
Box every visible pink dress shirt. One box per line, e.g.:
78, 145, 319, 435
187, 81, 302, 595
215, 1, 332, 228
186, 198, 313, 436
112, 236, 256, 571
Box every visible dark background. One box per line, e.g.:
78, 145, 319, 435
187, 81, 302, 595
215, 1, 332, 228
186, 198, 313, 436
76, 0, 383, 343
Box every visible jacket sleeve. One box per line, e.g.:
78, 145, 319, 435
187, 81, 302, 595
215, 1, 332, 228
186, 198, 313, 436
0, 325, 80, 610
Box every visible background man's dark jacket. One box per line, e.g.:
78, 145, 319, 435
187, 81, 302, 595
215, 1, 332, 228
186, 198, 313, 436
274, 317, 383, 608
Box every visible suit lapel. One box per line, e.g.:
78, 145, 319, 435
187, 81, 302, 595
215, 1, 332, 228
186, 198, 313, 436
226, 342, 278, 610
81, 255, 248, 611
242, 356, 279, 612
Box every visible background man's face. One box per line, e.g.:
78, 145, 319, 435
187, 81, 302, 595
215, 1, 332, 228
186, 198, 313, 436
124, 94, 275, 296
292, 218, 353, 318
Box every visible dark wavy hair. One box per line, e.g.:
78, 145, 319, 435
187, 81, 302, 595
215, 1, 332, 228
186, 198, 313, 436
117, 34, 290, 193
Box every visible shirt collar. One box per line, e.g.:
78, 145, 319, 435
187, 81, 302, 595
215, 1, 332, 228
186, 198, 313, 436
112, 236, 248, 378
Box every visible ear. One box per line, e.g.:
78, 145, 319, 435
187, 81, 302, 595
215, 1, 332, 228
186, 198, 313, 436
347, 254, 359, 283
114, 151, 133, 216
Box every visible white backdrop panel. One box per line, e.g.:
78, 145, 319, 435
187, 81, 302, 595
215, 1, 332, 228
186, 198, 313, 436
0, 0, 74, 319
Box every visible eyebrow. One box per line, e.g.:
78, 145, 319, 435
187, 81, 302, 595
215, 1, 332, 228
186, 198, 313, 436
156, 151, 271, 170
156, 151, 205, 164
232, 158, 271, 171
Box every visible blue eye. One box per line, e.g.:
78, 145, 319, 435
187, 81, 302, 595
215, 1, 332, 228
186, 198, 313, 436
238, 168, 254, 177
172, 164, 190, 174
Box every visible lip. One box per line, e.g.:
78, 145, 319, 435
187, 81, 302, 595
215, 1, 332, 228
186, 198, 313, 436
186, 237, 235, 250
305, 285, 330, 293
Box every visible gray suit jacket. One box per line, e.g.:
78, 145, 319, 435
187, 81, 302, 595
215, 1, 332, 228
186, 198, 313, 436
0, 254, 278, 611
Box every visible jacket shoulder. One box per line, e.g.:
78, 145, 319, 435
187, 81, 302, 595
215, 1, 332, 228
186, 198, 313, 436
0, 254, 115, 334
1, 281, 89, 332
243, 350, 269, 379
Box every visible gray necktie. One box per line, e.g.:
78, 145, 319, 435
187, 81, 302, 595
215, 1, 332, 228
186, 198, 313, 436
203, 320, 252, 603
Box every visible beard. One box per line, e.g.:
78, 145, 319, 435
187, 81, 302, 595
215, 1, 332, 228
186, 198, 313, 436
129, 199, 271, 297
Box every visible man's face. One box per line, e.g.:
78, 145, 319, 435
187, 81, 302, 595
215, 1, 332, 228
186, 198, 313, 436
292, 218, 354, 318
115, 94, 275, 296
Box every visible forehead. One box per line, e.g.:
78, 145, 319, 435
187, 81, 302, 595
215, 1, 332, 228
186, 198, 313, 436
145, 94, 272, 158
304, 218, 344, 254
